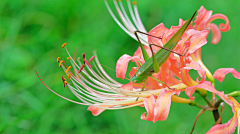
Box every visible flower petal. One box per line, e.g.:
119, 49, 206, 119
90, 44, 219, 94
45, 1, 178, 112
121, 82, 133, 91
133, 46, 152, 59
207, 14, 230, 32
185, 81, 233, 107
213, 68, 240, 83
188, 30, 209, 54
87, 105, 112, 116
184, 61, 206, 83
159, 59, 171, 87
141, 94, 155, 121
153, 89, 180, 122
116, 54, 143, 79
206, 113, 237, 134
129, 67, 138, 78
178, 29, 198, 54
208, 23, 221, 44
147, 77, 162, 90
148, 23, 169, 47
194, 6, 213, 25
180, 61, 205, 87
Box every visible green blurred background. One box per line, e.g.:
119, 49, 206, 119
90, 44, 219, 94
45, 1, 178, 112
1, 0, 240, 133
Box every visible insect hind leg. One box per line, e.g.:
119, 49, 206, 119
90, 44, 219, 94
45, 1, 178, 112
134, 30, 188, 57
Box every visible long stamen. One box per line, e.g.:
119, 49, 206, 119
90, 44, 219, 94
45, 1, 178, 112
78, 64, 85, 73
104, 0, 148, 45
133, 1, 147, 33
40, 42, 176, 110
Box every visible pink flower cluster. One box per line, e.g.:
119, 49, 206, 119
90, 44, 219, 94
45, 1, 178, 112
37, 1, 240, 133
105, 3, 239, 133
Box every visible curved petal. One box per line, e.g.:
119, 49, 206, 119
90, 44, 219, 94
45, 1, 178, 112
141, 94, 155, 121
184, 61, 206, 83
208, 23, 221, 44
129, 67, 138, 78
178, 29, 199, 53
185, 81, 233, 107
161, 26, 180, 45
178, 18, 194, 29
147, 77, 162, 90
116, 54, 143, 79
194, 6, 213, 25
169, 54, 181, 78
206, 113, 237, 134
121, 82, 133, 91
213, 68, 240, 83
148, 23, 169, 47
159, 59, 171, 87
188, 30, 209, 54
180, 68, 198, 87
153, 89, 180, 122
87, 105, 113, 116
206, 95, 239, 134
190, 48, 202, 63
207, 14, 230, 32
180, 61, 205, 87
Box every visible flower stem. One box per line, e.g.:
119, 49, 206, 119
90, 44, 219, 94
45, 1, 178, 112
195, 90, 213, 107
189, 100, 210, 109
212, 109, 220, 122
214, 90, 240, 108
214, 99, 223, 108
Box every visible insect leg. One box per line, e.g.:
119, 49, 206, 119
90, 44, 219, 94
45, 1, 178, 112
134, 30, 188, 57
136, 80, 147, 101
135, 30, 164, 40
134, 31, 150, 61
150, 76, 175, 90
149, 43, 160, 73
150, 43, 189, 57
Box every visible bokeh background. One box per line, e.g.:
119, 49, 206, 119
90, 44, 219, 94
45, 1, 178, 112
1, 0, 240, 133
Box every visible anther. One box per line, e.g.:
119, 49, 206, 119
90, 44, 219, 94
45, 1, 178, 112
59, 60, 64, 67
64, 81, 68, 85
78, 64, 85, 73
65, 66, 71, 74
67, 57, 71, 60
132, 1, 137, 5
89, 56, 95, 62
82, 53, 86, 63
68, 73, 71, 79
62, 43, 67, 48
62, 76, 67, 87
62, 76, 66, 82
57, 57, 61, 63
83, 59, 92, 68
63, 81, 68, 87
82, 53, 85, 59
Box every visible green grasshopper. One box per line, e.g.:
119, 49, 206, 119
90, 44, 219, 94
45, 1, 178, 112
130, 11, 196, 89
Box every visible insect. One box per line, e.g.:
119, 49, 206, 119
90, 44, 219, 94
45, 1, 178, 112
130, 11, 196, 89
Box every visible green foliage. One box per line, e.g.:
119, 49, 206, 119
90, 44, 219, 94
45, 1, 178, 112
0, 0, 240, 133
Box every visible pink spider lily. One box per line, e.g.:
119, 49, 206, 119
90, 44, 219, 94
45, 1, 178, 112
36, 0, 240, 133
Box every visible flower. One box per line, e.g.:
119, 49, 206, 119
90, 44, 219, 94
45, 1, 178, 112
36, 0, 240, 133
185, 68, 240, 134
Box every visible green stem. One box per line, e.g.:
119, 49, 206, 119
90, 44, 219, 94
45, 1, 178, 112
203, 96, 213, 107
214, 99, 223, 108
189, 100, 210, 109
214, 90, 240, 108
195, 90, 213, 107
212, 109, 220, 122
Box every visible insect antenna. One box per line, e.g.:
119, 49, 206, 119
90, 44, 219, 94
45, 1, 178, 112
100, 64, 131, 81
